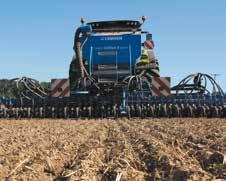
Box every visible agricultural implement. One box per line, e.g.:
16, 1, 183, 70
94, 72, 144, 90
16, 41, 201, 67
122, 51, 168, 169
0, 18, 225, 118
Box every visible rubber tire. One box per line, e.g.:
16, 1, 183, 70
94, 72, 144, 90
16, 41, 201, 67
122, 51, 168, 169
223, 106, 226, 118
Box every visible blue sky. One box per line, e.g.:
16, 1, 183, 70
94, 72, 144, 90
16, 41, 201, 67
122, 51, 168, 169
0, 0, 225, 89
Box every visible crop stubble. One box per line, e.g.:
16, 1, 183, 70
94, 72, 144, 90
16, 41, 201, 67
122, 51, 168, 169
0, 118, 225, 180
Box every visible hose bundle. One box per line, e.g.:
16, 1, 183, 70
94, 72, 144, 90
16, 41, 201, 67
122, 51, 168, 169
13, 77, 49, 100
122, 75, 151, 92
171, 73, 224, 97
72, 25, 100, 91
0, 77, 49, 100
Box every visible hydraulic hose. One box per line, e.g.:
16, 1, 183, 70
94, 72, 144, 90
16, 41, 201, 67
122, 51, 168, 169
73, 27, 85, 78
72, 25, 101, 90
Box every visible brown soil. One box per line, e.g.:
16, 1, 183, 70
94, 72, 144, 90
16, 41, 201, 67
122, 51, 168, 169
0, 118, 225, 180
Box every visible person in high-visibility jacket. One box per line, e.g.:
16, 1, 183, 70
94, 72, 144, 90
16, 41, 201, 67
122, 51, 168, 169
135, 49, 160, 79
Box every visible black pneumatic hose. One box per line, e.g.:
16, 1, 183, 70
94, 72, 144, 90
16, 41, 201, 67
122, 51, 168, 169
72, 27, 100, 90
73, 27, 85, 78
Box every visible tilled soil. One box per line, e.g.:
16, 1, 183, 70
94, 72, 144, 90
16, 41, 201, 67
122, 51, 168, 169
0, 118, 225, 180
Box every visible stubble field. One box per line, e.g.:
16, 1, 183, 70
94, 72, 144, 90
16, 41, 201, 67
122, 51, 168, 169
0, 118, 225, 181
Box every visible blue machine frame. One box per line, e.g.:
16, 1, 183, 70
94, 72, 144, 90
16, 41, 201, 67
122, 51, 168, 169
82, 34, 141, 73
79, 26, 142, 83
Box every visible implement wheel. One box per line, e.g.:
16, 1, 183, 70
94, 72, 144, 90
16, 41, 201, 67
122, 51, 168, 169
130, 105, 136, 117
158, 104, 167, 117
137, 105, 142, 117
127, 106, 131, 118
113, 105, 118, 118
75, 107, 80, 118
147, 105, 154, 117
171, 104, 180, 117
183, 104, 194, 117
196, 106, 207, 117
224, 106, 226, 118
88, 106, 92, 118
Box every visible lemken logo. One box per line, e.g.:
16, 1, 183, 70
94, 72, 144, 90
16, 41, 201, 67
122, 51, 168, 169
100, 36, 123, 41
